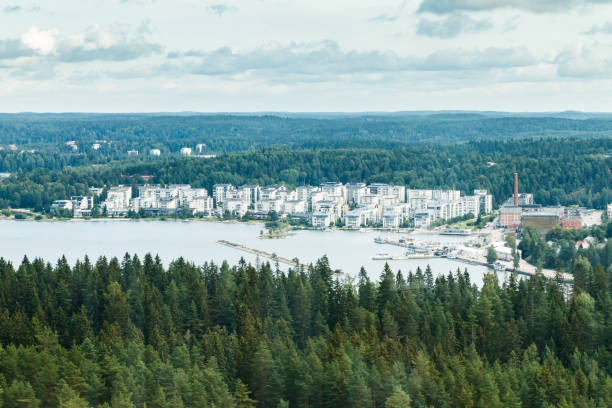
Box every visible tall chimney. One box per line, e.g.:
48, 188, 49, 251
513, 172, 519, 206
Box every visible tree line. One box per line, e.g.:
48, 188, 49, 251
3, 114, 612, 155
1, 138, 611, 211
0, 251, 611, 407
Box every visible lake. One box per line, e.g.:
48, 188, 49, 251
0, 219, 511, 286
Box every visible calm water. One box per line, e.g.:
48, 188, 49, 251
0, 220, 511, 286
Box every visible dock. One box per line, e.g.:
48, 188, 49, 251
449, 254, 574, 283
217, 240, 306, 268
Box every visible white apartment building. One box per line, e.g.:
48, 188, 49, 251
238, 185, 260, 203
320, 182, 346, 200
256, 198, 283, 214
460, 195, 481, 217
224, 199, 250, 216
70, 196, 94, 217
213, 184, 236, 204
103, 186, 132, 216
313, 200, 341, 220
344, 206, 379, 228
260, 185, 287, 200
346, 182, 367, 204
474, 190, 493, 214
180, 147, 192, 156
150, 149, 161, 156
414, 210, 435, 228
432, 190, 461, 201
311, 211, 333, 228
189, 196, 214, 215
51, 200, 73, 211
282, 200, 307, 215
368, 183, 406, 203
381, 203, 412, 228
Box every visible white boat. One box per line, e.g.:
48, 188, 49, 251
372, 253, 393, 260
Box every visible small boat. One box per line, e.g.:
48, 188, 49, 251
372, 253, 393, 260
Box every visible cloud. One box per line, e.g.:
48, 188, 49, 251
368, 0, 408, 23
555, 47, 612, 78
58, 25, 161, 62
163, 41, 537, 80
21, 27, 59, 55
583, 22, 612, 34
206, 4, 235, 16
369, 14, 398, 23
0, 39, 35, 59
0, 24, 161, 63
417, 0, 612, 14
3, 5, 21, 13
417, 13, 493, 38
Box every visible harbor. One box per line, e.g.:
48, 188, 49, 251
373, 233, 574, 283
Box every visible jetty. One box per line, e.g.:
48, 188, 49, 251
217, 240, 306, 268
449, 253, 574, 283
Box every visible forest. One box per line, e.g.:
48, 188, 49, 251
2, 113, 612, 156
1, 138, 611, 211
0, 251, 611, 407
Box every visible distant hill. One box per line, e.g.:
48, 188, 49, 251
1, 113, 612, 154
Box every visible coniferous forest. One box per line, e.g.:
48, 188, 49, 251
0, 251, 612, 407
1, 113, 612, 406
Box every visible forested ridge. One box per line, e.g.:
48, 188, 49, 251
0, 253, 611, 407
1, 139, 611, 211
2, 114, 612, 155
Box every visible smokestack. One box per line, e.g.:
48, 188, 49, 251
514, 172, 519, 206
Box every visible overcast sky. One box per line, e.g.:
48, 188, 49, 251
1, 0, 612, 112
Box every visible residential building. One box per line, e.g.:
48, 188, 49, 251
51, 200, 73, 211
103, 186, 132, 216
474, 190, 493, 214
223, 199, 250, 216
312, 211, 333, 227
189, 196, 214, 215
213, 184, 236, 204
346, 182, 367, 204
89, 187, 104, 196
150, 149, 161, 156
127, 150, 138, 156
282, 200, 307, 215
414, 210, 434, 228
255, 199, 283, 214
344, 205, 379, 228
180, 147, 192, 156
70, 196, 94, 217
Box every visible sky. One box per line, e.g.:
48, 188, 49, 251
1, 0, 612, 112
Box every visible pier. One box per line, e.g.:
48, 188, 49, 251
217, 240, 306, 268
449, 254, 574, 283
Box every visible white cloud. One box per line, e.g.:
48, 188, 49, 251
206, 4, 235, 16
418, 0, 612, 14
555, 46, 612, 77
583, 22, 612, 34
0, 24, 161, 64
161, 41, 538, 80
21, 27, 59, 55
417, 13, 493, 38
3, 5, 21, 13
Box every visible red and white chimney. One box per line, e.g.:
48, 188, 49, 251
514, 172, 519, 206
